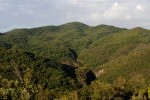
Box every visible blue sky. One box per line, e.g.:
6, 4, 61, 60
0, 0, 150, 32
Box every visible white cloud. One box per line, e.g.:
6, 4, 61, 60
136, 4, 144, 11
104, 2, 122, 19
103, 2, 131, 20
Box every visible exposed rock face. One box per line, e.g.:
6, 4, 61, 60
96, 69, 104, 77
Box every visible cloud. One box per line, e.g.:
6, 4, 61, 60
136, 4, 144, 11
0, 0, 150, 32
104, 2, 124, 19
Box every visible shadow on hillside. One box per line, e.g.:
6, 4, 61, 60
62, 64, 77, 79
62, 64, 96, 85
85, 70, 96, 85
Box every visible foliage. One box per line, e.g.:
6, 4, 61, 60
0, 22, 150, 99
0, 48, 77, 99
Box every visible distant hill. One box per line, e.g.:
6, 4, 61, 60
0, 33, 3, 35
0, 22, 150, 83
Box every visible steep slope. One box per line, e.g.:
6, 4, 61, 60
78, 27, 150, 83
0, 48, 76, 89
99, 44, 150, 83
0, 22, 150, 83
79, 27, 150, 68
1, 22, 150, 100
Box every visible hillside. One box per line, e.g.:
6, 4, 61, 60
0, 22, 150, 99
78, 27, 150, 82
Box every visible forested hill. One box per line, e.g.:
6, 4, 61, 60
0, 22, 126, 61
0, 22, 150, 99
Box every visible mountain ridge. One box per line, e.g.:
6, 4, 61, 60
2, 22, 129, 34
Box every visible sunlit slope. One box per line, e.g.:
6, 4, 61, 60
78, 27, 150, 82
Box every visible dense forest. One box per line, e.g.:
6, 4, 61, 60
0, 22, 150, 99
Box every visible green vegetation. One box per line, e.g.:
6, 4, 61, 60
0, 48, 78, 99
0, 22, 150, 99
